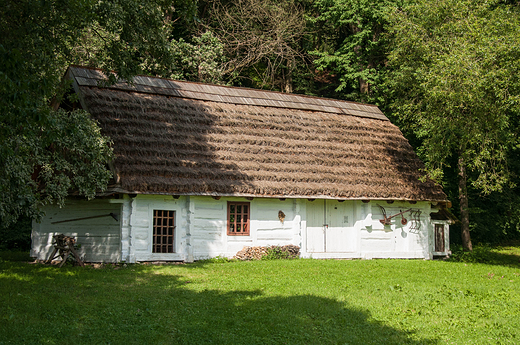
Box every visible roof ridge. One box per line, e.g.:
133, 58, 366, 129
67, 65, 388, 121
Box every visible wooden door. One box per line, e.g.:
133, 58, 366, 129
434, 224, 445, 252
306, 200, 355, 253
306, 200, 326, 253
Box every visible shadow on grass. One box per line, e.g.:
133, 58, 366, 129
448, 244, 520, 268
0, 263, 437, 345
0, 250, 32, 262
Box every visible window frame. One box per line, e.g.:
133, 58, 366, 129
434, 223, 445, 253
152, 209, 176, 253
227, 202, 251, 236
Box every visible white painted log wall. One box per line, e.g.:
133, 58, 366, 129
123, 195, 300, 261
123, 195, 187, 262
300, 200, 432, 259
33, 195, 443, 263
31, 199, 122, 263
359, 201, 431, 259
190, 197, 300, 259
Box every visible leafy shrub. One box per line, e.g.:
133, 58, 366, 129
448, 244, 520, 266
0, 216, 32, 250
261, 245, 299, 261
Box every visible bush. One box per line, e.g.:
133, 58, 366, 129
0, 216, 32, 251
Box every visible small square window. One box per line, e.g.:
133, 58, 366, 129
227, 202, 250, 236
153, 210, 175, 253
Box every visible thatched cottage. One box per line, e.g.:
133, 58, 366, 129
31, 66, 452, 263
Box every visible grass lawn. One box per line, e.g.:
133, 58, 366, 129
0, 246, 519, 345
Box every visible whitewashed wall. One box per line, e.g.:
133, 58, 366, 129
300, 200, 433, 259
33, 195, 446, 263
358, 201, 431, 259
121, 194, 187, 262
31, 199, 122, 262
123, 195, 300, 262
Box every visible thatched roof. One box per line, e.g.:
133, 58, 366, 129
66, 66, 446, 201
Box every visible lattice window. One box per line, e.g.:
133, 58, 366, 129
153, 210, 175, 253
227, 202, 250, 236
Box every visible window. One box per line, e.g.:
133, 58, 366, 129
227, 202, 250, 236
153, 210, 175, 253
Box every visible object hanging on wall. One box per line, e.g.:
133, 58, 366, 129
377, 205, 412, 226
51, 213, 119, 224
278, 210, 286, 223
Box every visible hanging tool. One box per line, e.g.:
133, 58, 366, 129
377, 205, 412, 226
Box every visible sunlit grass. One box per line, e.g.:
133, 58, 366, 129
0, 247, 519, 344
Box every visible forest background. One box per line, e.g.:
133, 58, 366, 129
1, 0, 520, 251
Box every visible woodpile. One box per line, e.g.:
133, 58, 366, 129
234, 245, 300, 260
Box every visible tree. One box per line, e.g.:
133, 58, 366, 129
169, 31, 227, 84
0, 0, 195, 226
308, 0, 400, 103
205, 0, 307, 92
387, 0, 520, 250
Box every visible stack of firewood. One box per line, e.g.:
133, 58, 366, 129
234, 245, 300, 260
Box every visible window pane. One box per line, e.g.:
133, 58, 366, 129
153, 210, 175, 253
228, 202, 250, 236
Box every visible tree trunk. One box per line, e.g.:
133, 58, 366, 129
359, 77, 369, 94
283, 62, 293, 93
458, 155, 473, 251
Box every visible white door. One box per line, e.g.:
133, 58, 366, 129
306, 200, 355, 253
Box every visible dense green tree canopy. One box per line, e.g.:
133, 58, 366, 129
309, 0, 400, 103
386, 0, 520, 248
0, 0, 197, 225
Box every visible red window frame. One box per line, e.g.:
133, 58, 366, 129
227, 202, 250, 236
153, 210, 175, 253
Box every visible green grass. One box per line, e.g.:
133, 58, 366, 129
1, 247, 519, 345
0, 250, 32, 262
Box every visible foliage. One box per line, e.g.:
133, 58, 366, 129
0, 0, 198, 227
449, 243, 520, 267
387, 0, 520, 192
206, 0, 307, 91
386, 0, 520, 248
261, 246, 299, 260
308, 0, 400, 103
1, 109, 113, 225
169, 31, 227, 84
0, 251, 32, 262
1, 258, 519, 343
0, 217, 32, 251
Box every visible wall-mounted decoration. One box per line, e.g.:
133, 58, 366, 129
278, 210, 286, 223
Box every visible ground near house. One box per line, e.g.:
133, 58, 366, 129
0, 245, 519, 344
